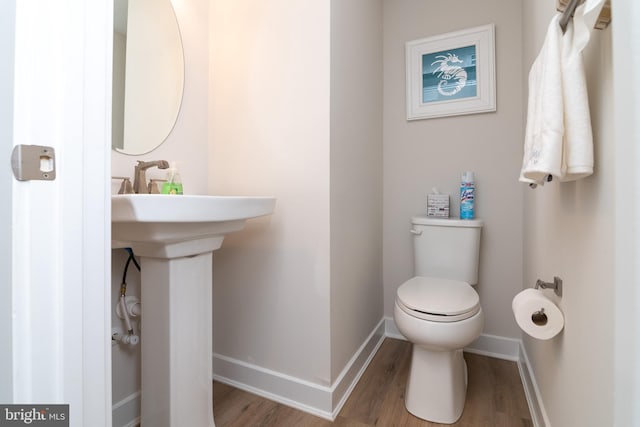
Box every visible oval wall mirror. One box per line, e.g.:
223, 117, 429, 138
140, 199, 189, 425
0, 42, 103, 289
112, 0, 185, 155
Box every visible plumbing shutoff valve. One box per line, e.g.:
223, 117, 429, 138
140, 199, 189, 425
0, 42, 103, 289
114, 296, 141, 347
112, 328, 140, 346
116, 296, 141, 319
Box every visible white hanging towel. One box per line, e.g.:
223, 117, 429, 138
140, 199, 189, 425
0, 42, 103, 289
519, 15, 565, 185
520, 0, 605, 186
560, 0, 605, 181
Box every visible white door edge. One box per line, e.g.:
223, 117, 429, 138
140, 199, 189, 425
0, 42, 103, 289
9, 1, 112, 426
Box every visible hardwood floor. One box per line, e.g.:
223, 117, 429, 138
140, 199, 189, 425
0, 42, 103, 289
213, 338, 533, 427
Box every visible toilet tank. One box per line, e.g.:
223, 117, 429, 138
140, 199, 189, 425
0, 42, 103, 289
411, 216, 483, 285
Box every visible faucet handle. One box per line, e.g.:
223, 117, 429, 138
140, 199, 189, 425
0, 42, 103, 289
136, 159, 170, 169
112, 176, 134, 194
148, 179, 166, 194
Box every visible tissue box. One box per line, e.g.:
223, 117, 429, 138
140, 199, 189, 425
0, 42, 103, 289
427, 194, 449, 217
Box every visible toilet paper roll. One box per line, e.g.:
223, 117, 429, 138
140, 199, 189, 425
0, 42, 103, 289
512, 288, 564, 340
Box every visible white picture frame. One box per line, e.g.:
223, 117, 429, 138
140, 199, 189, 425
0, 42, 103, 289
406, 24, 496, 120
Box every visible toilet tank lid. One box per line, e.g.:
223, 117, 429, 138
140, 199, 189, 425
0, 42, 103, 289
411, 216, 483, 227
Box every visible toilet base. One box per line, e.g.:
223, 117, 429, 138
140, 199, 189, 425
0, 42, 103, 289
405, 346, 468, 424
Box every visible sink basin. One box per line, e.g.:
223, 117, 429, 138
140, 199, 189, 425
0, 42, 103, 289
112, 194, 276, 257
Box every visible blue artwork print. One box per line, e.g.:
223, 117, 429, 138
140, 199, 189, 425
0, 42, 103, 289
422, 45, 477, 104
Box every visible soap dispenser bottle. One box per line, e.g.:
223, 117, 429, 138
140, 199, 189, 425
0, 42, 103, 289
162, 162, 183, 195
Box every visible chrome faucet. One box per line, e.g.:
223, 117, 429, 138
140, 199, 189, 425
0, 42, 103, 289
133, 160, 170, 194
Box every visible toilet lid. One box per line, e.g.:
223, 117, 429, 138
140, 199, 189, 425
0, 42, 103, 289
397, 276, 480, 320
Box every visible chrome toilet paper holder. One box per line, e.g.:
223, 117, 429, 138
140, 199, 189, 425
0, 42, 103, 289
535, 276, 563, 297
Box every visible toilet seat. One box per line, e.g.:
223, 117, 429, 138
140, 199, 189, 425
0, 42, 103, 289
396, 276, 480, 322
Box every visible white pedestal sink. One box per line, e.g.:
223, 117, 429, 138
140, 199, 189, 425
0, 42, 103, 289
111, 195, 276, 427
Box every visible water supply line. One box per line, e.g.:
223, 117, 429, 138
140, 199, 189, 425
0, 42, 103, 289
113, 248, 141, 347
120, 287, 136, 335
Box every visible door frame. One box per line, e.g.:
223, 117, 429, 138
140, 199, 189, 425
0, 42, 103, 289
613, 0, 640, 425
0, 0, 16, 403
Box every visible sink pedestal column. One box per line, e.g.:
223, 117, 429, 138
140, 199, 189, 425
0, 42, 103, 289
111, 194, 277, 426
139, 250, 217, 427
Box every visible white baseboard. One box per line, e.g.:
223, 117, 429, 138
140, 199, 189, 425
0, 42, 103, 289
330, 319, 386, 418
212, 318, 386, 421
517, 341, 550, 427
212, 362, 334, 420
112, 391, 140, 427
465, 333, 521, 361
384, 315, 405, 340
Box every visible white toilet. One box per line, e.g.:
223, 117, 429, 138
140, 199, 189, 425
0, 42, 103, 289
393, 216, 484, 424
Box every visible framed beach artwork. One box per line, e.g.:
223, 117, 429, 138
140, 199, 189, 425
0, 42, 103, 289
406, 24, 496, 120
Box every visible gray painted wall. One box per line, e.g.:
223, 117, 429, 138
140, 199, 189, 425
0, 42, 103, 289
209, 0, 385, 387
522, 0, 615, 425
330, 0, 384, 382
382, 0, 525, 340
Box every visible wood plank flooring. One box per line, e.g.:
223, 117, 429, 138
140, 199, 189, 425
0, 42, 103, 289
213, 338, 533, 427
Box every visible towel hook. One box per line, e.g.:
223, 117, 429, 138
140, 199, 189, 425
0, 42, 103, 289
528, 174, 553, 189
559, 0, 582, 33
556, 0, 611, 32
